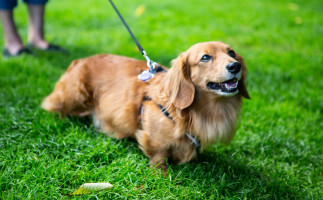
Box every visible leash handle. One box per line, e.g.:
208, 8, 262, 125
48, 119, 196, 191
109, 0, 158, 72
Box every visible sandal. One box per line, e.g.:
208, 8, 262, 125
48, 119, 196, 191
2, 48, 33, 57
27, 43, 67, 52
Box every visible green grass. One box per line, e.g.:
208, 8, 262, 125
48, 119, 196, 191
1, 0, 322, 199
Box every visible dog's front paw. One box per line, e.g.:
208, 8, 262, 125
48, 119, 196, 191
149, 155, 168, 175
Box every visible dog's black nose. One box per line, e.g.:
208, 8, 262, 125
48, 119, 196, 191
226, 62, 241, 74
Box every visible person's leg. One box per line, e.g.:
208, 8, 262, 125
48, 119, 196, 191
26, 0, 65, 52
26, 3, 49, 49
0, 0, 24, 55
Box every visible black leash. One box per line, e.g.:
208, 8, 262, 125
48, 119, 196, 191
109, 0, 162, 81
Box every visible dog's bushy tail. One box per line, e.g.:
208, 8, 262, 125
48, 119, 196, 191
41, 60, 92, 117
41, 89, 64, 114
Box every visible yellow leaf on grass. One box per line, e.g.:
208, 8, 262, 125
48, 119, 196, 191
71, 183, 113, 195
135, 5, 146, 17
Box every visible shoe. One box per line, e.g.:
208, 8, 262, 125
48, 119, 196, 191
27, 43, 67, 52
2, 48, 33, 57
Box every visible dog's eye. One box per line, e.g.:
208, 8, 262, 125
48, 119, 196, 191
200, 54, 212, 62
228, 50, 235, 58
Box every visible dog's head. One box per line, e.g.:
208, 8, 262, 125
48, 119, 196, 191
161, 41, 250, 110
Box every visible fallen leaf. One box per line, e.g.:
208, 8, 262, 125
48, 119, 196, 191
71, 183, 113, 195
135, 5, 146, 17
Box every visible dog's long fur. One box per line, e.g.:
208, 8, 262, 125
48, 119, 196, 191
42, 41, 249, 169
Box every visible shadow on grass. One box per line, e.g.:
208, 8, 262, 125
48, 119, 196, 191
66, 115, 93, 127
169, 150, 299, 199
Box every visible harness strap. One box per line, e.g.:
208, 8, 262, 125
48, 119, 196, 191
185, 133, 200, 149
157, 104, 174, 122
141, 97, 200, 149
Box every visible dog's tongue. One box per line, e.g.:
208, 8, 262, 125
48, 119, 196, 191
226, 82, 237, 87
221, 81, 238, 90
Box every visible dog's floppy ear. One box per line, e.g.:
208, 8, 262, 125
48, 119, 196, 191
161, 53, 195, 109
238, 58, 250, 99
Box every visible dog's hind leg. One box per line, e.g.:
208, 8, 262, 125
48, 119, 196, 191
41, 60, 93, 117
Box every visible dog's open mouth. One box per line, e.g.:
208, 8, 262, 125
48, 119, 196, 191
207, 78, 239, 93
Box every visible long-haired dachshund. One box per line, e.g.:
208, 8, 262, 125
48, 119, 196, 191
42, 41, 250, 170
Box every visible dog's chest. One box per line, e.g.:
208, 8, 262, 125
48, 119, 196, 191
190, 100, 239, 146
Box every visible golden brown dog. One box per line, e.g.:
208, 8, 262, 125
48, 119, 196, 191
42, 41, 250, 170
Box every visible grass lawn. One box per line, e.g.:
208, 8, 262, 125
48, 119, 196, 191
1, 0, 322, 199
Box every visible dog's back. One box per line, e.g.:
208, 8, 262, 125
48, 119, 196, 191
42, 54, 152, 138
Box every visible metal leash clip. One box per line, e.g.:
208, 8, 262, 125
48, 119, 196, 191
138, 50, 160, 81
